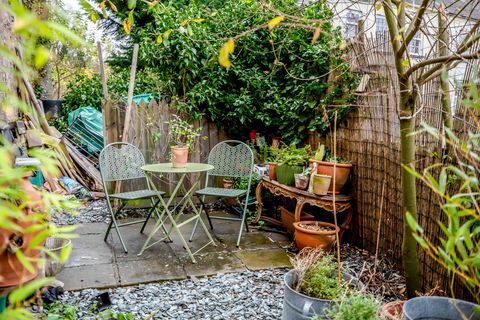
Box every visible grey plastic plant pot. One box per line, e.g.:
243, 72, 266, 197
282, 269, 364, 320
403, 296, 480, 320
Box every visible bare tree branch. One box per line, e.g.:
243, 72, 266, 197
397, 0, 431, 57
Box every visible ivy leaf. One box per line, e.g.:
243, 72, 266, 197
194, 18, 205, 23
218, 38, 235, 69
156, 34, 163, 44
268, 16, 284, 29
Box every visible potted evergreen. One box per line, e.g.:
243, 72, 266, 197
166, 115, 201, 168
282, 249, 364, 320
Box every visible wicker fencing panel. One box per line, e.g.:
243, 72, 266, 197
328, 34, 476, 298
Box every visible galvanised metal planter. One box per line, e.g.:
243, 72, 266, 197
403, 296, 480, 320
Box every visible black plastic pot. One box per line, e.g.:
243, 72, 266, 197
282, 269, 364, 320
40, 99, 63, 119
403, 296, 480, 320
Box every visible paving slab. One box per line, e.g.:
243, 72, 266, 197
117, 258, 186, 286
182, 251, 247, 277
56, 263, 119, 291
59, 216, 292, 291
235, 249, 292, 271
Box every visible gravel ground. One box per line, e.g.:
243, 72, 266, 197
39, 270, 286, 320
52, 200, 148, 226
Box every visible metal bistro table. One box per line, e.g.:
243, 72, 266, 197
138, 163, 216, 263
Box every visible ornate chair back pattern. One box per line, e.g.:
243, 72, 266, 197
207, 141, 253, 178
99, 143, 146, 182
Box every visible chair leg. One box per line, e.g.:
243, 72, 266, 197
189, 196, 212, 241
106, 201, 128, 253
141, 198, 161, 234
236, 198, 249, 247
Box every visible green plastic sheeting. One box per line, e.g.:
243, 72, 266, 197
67, 106, 104, 154
123, 93, 152, 105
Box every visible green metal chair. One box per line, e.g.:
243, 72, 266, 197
189, 140, 254, 247
99, 142, 169, 253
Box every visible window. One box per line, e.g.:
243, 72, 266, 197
408, 32, 422, 56
345, 10, 362, 39
376, 15, 388, 33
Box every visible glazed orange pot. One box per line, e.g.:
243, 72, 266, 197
309, 160, 352, 194
171, 146, 189, 168
268, 163, 277, 181
293, 221, 339, 251
381, 301, 405, 320
0, 178, 43, 287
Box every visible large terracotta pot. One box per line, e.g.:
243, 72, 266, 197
268, 163, 277, 181
293, 221, 339, 251
171, 146, 189, 168
381, 301, 405, 320
309, 160, 352, 194
0, 178, 42, 287
279, 207, 314, 233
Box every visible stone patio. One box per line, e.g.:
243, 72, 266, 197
57, 211, 292, 291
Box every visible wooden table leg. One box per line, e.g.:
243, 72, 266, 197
338, 206, 353, 243
294, 200, 306, 222
253, 181, 264, 224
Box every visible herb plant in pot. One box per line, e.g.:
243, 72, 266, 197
276, 144, 311, 186
282, 249, 364, 320
293, 221, 339, 251
167, 115, 201, 168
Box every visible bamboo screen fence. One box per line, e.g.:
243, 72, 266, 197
326, 33, 479, 298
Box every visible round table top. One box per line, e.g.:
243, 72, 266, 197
141, 163, 214, 174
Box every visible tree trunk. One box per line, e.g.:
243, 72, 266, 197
399, 81, 421, 297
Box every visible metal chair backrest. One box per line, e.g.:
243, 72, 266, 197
207, 140, 254, 179
99, 142, 146, 183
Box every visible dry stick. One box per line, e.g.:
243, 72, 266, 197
333, 111, 341, 282
373, 179, 386, 274
122, 43, 139, 143
97, 42, 109, 145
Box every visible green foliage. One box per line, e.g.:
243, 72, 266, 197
45, 302, 77, 320
0, 1, 78, 319
78, 0, 357, 144
233, 175, 260, 190
298, 254, 344, 300
326, 293, 383, 320
166, 114, 201, 147
95, 309, 135, 320
406, 82, 480, 302
276, 144, 312, 166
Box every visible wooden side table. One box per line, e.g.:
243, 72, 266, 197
254, 177, 353, 238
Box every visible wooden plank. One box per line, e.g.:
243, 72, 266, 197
121, 44, 139, 143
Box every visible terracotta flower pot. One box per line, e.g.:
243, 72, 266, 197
171, 146, 189, 168
268, 163, 277, 180
272, 137, 281, 148
0, 178, 42, 287
280, 207, 314, 233
293, 221, 339, 251
309, 160, 352, 194
222, 178, 234, 189
294, 174, 309, 190
381, 301, 405, 320
312, 174, 331, 196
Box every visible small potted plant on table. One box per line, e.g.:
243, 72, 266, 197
167, 115, 201, 168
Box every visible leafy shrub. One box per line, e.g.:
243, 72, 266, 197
80, 0, 357, 143
326, 293, 383, 320
298, 254, 345, 300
